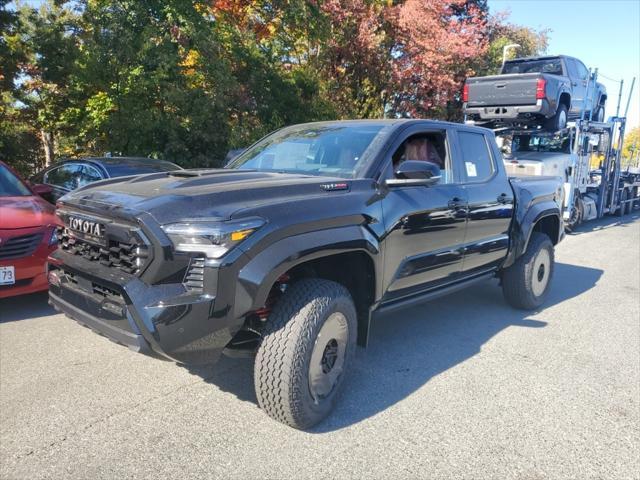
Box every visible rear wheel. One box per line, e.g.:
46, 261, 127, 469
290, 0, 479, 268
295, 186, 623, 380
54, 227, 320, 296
254, 279, 357, 429
502, 232, 555, 310
545, 103, 568, 131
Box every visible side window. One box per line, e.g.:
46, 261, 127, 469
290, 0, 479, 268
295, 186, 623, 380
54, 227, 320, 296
391, 131, 453, 184
576, 60, 589, 80
78, 164, 103, 187
458, 131, 494, 182
45, 164, 82, 191
565, 59, 578, 79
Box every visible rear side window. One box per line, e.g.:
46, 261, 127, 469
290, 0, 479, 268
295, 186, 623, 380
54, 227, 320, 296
45, 164, 83, 190
575, 60, 589, 80
78, 164, 103, 187
565, 59, 578, 79
458, 132, 494, 182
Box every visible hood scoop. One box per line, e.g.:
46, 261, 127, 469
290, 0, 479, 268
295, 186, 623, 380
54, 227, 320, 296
168, 168, 257, 178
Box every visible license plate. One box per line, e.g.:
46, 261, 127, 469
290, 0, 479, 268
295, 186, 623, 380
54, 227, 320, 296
0, 266, 15, 285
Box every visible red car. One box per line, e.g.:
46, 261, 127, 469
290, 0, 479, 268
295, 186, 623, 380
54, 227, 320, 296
0, 161, 59, 298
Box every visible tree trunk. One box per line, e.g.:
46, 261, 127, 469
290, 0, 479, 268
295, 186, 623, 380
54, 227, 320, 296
41, 130, 54, 167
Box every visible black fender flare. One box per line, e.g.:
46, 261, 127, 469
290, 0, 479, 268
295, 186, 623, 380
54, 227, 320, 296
233, 225, 380, 321
554, 88, 571, 111
503, 202, 561, 269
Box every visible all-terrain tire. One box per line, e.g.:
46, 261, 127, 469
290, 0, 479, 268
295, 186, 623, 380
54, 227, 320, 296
254, 279, 357, 429
502, 232, 555, 310
545, 103, 568, 131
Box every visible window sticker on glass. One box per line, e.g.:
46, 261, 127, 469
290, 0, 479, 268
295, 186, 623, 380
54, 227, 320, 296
465, 161, 478, 177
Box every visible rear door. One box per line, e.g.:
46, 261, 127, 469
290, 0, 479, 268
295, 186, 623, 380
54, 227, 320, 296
453, 129, 514, 274
565, 58, 587, 115
574, 59, 594, 112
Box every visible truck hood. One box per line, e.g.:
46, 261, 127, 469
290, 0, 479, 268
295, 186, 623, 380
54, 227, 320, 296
0, 195, 57, 229
59, 169, 349, 224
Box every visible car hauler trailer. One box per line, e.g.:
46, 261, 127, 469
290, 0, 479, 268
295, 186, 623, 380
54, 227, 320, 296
470, 71, 637, 231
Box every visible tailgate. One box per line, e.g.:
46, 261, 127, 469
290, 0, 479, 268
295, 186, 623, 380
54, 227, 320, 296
467, 73, 540, 107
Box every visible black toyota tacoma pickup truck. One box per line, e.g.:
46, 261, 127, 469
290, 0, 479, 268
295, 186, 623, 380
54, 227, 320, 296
48, 120, 564, 429
464, 55, 607, 130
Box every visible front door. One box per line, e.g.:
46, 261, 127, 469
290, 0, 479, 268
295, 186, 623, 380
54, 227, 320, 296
379, 126, 468, 301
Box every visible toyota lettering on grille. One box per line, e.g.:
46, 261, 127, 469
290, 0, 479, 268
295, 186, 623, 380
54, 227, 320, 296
67, 216, 103, 237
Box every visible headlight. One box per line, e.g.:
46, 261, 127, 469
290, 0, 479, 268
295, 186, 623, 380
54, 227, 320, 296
162, 218, 264, 258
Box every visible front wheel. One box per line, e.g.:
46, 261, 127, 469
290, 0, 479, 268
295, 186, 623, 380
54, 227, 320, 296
565, 193, 583, 232
254, 279, 357, 429
502, 232, 555, 310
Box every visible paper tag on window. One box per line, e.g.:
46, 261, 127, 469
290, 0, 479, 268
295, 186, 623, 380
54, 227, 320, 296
465, 161, 477, 177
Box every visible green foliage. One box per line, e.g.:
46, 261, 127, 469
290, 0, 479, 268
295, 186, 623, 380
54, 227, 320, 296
0, 0, 555, 174
622, 126, 640, 168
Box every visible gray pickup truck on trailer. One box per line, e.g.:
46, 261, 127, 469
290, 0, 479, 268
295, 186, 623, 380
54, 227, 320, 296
464, 55, 607, 130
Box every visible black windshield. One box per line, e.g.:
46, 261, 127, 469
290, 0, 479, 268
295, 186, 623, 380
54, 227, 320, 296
226, 123, 393, 178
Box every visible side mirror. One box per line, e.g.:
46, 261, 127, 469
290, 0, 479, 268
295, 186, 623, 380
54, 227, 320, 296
31, 183, 53, 197
385, 160, 441, 187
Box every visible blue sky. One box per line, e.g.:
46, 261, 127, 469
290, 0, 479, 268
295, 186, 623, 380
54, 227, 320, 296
488, 0, 640, 129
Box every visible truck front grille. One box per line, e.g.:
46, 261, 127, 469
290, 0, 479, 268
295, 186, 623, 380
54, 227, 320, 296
0, 233, 43, 260
57, 226, 149, 275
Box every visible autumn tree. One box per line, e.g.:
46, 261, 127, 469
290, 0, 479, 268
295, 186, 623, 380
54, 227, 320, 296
319, 0, 488, 119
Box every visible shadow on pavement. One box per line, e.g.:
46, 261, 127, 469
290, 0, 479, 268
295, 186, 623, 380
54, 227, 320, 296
186, 261, 603, 431
0, 291, 55, 323
567, 211, 639, 236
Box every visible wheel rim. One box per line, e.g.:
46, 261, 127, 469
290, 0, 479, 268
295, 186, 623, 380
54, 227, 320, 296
568, 205, 579, 227
308, 312, 349, 403
532, 248, 551, 297
596, 108, 604, 122
558, 109, 567, 129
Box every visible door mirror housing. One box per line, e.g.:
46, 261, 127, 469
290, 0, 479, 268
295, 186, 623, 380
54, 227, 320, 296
385, 160, 441, 187
31, 183, 53, 197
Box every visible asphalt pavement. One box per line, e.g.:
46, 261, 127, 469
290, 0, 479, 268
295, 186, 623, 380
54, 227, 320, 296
1, 214, 639, 479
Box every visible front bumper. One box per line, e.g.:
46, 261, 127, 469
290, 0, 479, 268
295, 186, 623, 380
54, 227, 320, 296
48, 245, 246, 366
464, 99, 552, 120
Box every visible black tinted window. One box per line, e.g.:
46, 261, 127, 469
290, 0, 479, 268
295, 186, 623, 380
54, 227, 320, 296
503, 58, 563, 75
575, 60, 589, 80
78, 165, 103, 187
458, 132, 494, 182
46, 164, 82, 190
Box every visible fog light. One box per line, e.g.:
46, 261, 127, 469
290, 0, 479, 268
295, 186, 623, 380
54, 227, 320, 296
48, 270, 61, 287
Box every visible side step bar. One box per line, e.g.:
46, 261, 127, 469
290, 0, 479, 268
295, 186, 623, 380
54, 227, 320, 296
374, 271, 496, 317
